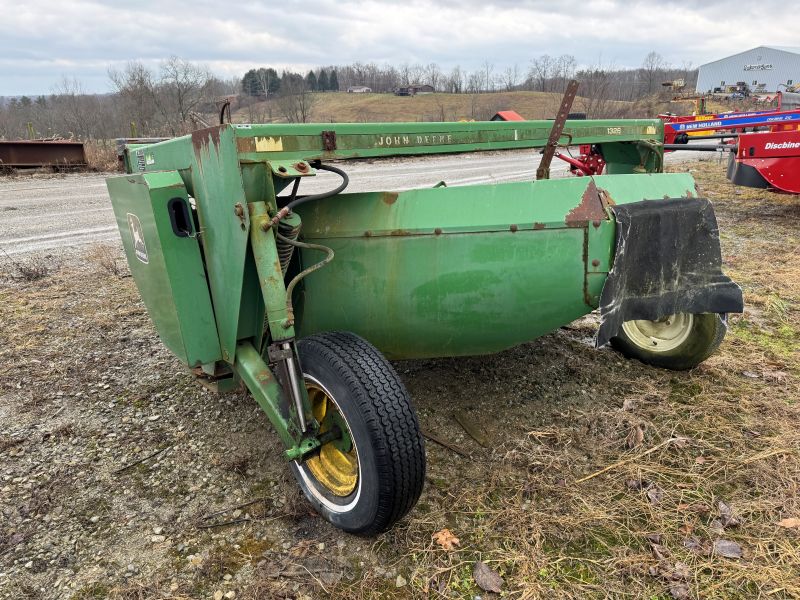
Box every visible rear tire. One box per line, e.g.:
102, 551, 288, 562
292, 331, 425, 535
610, 313, 727, 371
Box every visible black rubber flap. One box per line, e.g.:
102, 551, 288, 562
596, 197, 743, 347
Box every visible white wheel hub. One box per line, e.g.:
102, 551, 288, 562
621, 313, 694, 353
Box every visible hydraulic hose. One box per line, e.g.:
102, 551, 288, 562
269, 162, 348, 228
286, 162, 349, 211
219, 100, 231, 124
276, 233, 335, 326
268, 161, 344, 325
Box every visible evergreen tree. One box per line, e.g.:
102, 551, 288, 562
305, 70, 318, 91
281, 70, 303, 89
241, 68, 280, 97
241, 69, 259, 96
328, 70, 339, 91
317, 69, 329, 92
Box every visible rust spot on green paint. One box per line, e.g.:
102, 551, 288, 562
382, 192, 399, 205
388, 229, 412, 236
236, 137, 256, 153
256, 369, 274, 384
434, 227, 442, 235
510, 224, 518, 232
533, 222, 546, 230
191, 124, 224, 158
598, 187, 616, 207
566, 180, 606, 227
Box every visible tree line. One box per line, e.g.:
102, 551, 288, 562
0, 51, 695, 141
241, 67, 340, 97
328, 53, 695, 98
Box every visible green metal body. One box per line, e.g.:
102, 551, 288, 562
107, 118, 687, 458
106, 171, 221, 366
295, 172, 696, 359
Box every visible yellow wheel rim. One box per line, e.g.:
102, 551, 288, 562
304, 382, 358, 497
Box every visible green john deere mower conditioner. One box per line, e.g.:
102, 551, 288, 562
107, 113, 742, 535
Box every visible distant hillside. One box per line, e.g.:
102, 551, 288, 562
234, 91, 650, 124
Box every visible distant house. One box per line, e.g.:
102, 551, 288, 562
347, 86, 372, 93
394, 84, 436, 96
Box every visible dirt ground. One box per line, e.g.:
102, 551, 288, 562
0, 160, 798, 599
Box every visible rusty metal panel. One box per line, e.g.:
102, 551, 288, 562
0, 140, 87, 169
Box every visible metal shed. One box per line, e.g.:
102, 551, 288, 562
696, 46, 800, 94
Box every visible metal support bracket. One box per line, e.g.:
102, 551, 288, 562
537, 79, 580, 180
268, 340, 311, 434
234, 341, 321, 461
234, 341, 297, 449
285, 437, 322, 462
248, 201, 295, 338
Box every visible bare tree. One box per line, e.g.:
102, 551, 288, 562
575, 61, 617, 118
529, 54, 554, 92
156, 56, 213, 134
501, 64, 520, 91
408, 63, 425, 85
552, 55, 577, 93
445, 66, 463, 93
50, 78, 99, 139
424, 63, 442, 91
482, 61, 494, 92
109, 61, 159, 135
466, 71, 483, 94
276, 79, 317, 123
257, 69, 277, 99
641, 51, 667, 95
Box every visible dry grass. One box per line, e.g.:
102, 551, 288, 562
85, 243, 126, 277
0, 249, 58, 282
84, 139, 119, 172
235, 90, 641, 124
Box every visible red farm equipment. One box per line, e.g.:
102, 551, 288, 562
559, 111, 800, 195
661, 107, 800, 145
728, 129, 800, 194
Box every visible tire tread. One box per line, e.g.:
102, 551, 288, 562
298, 332, 425, 535
610, 313, 726, 371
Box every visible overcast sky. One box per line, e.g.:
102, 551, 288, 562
0, 0, 796, 96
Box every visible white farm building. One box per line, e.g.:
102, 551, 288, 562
696, 46, 800, 94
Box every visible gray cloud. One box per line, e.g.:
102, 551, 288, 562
0, 0, 795, 94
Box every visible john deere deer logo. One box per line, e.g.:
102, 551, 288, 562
127, 213, 149, 264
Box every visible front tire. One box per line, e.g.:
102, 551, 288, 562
610, 313, 726, 371
291, 332, 425, 535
